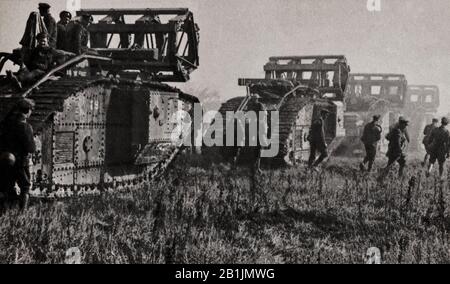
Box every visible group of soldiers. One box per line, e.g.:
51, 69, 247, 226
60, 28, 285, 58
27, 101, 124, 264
356, 114, 450, 180
7, 3, 93, 89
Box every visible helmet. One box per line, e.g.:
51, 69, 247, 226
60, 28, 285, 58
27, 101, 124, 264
0, 152, 16, 167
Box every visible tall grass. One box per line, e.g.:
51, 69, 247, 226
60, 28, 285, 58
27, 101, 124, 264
0, 154, 449, 264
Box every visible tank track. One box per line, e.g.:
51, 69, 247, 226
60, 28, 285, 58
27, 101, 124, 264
217, 93, 320, 165
1, 77, 197, 199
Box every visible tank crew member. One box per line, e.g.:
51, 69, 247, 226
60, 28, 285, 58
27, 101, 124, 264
380, 116, 409, 178
360, 115, 382, 172
38, 3, 57, 48
66, 14, 93, 55
308, 109, 330, 171
56, 11, 72, 50
422, 118, 439, 167
9, 32, 76, 89
0, 99, 36, 210
426, 117, 450, 180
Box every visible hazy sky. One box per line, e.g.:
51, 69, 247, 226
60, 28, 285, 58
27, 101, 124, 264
1, 0, 449, 112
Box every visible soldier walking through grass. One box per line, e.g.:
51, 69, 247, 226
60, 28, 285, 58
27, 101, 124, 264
360, 115, 382, 172
426, 117, 450, 180
251, 95, 267, 175
0, 99, 36, 210
308, 109, 330, 171
422, 118, 439, 167
379, 116, 409, 179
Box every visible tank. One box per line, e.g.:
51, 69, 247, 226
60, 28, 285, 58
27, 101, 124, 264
217, 55, 350, 166
0, 8, 200, 198
404, 85, 440, 152
336, 73, 408, 156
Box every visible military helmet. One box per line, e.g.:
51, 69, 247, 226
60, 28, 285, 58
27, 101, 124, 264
60, 11, 72, 20
38, 3, 51, 10
15, 98, 35, 114
398, 116, 409, 125
0, 152, 16, 167
321, 109, 331, 115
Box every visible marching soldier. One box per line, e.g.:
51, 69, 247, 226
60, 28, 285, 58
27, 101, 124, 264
56, 11, 72, 50
380, 117, 409, 178
426, 117, 450, 179
251, 95, 267, 174
308, 109, 330, 171
0, 99, 36, 210
360, 115, 382, 172
422, 118, 439, 167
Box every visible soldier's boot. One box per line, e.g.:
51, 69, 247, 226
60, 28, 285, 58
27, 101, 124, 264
19, 193, 30, 211
422, 154, 429, 167
398, 165, 405, 178
254, 159, 262, 175
439, 164, 445, 181
359, 162, 366, 172
367, 160, 374, 172
426, 164, 433, 178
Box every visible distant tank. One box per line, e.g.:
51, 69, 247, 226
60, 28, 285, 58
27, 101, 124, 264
403, 85, 440, 152
217, 55, 350, 166
0, 8, 200, 197
336, 73, 408, 156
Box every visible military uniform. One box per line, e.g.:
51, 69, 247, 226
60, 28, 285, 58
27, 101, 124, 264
360, 120, 382, 171
251, 99, 267, 173
56, 21, 69, 50
423, 123, 437, 152
0, 112, 36, 205
308, 115, 328, 168
385, 124, 408, 176
17, 45, 72, 84
428, 126, 450, 165
43, 14, 57, 48
66, 21, 90, 55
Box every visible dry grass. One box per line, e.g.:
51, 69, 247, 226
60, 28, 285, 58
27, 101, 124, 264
0, 153, 449, 264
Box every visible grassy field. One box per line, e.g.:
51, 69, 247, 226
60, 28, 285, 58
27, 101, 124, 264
0, 153, 449, 264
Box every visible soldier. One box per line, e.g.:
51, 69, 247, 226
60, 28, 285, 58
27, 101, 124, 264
66, 14, 93, 55
250, 95, 267, 174
38, 3, 57, 48
426, 117, 450, 179
360, 115, 382, 172
422, 118, 439, 167
56, 11, 72, 50
308, 109, 330, 171
10, 32, 76, 89
380, 117, 409, 178
0, 99, 36, 210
